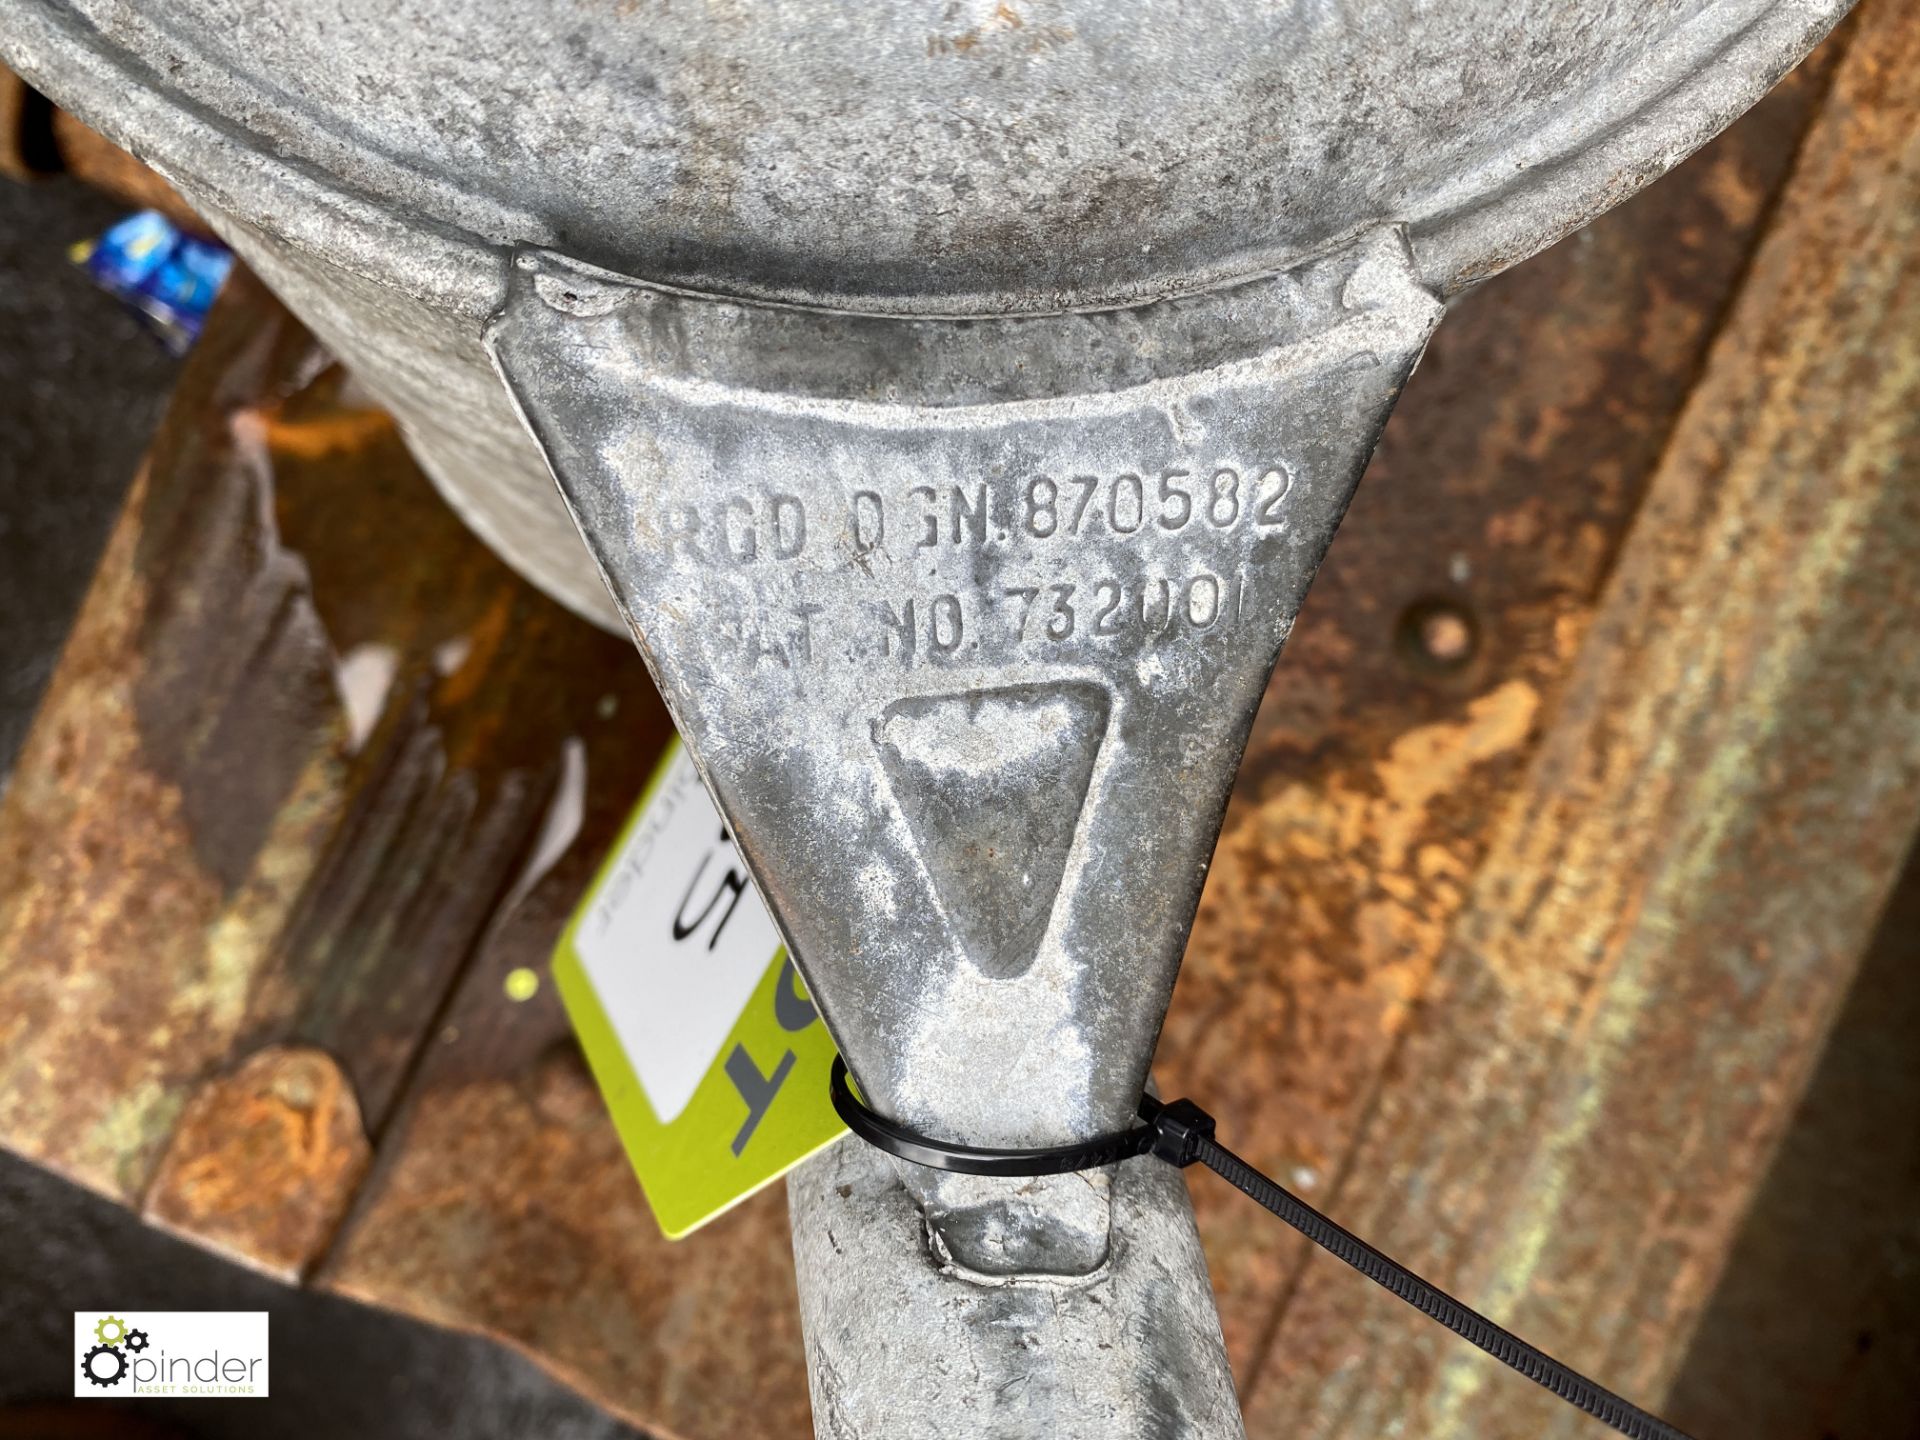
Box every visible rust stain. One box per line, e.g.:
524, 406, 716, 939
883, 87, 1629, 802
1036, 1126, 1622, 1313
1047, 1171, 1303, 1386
144, 1046, 370, 1282
0, 468, 285, 1202
928, 3, 1070, 57
1370, 680, 1540, 872
254, 405, 395, 461
323, 1068, 808, 1440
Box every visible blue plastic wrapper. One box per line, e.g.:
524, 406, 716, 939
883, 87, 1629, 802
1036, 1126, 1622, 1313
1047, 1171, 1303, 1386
71, 210, 233, 354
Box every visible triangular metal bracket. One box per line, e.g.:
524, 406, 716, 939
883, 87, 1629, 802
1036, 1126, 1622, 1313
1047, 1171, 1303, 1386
487, 230, 1441, 1157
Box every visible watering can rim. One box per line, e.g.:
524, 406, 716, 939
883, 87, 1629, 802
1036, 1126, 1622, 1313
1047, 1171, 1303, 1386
0, 0, 1847, 320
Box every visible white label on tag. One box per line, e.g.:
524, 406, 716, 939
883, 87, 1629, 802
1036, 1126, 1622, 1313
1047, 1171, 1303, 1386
572, 747, 784, 1123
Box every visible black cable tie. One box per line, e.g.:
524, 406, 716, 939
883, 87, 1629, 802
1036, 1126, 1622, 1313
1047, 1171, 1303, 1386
827, 1055, 1697, 1440
1136, 1092, 1217, 1168
829, 1054, 1159, 1175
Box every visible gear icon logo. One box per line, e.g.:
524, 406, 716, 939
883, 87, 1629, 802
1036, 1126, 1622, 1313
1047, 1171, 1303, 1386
81, 1343, 127, 1387
78, 1315, 148, 1391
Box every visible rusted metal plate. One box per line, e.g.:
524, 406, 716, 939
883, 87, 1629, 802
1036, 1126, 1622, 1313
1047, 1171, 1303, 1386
1155, 20, 1850, 1384
1232, 1, 1920, 1433
0, 261, 806, 1435
312, 562, 812, 1440
0, 270, 670, 1276
319, 997, 810, 1438
0, 290, 348, 1207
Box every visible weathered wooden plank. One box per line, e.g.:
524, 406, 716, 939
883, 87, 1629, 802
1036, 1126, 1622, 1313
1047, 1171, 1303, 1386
1237, 2, 1920, 1433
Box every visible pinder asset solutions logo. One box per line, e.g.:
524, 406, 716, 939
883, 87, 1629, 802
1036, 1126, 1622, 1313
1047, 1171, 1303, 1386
74, 1312, 269, 1398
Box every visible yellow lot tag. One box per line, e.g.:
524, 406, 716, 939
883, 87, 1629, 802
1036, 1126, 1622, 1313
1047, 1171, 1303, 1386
552, 742, 845, 1238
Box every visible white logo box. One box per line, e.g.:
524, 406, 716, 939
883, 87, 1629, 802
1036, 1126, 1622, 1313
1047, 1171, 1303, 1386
75, 1311, 269, 1398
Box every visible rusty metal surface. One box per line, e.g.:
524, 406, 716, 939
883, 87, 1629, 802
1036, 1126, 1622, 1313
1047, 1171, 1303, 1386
0, 269, 669, 1269
322, 1032, 811, 1438
0, 8, 1915, 1437
0, 261, 802, 1437
144, 1045, 370, 1282
1664, 840, 1920, 1440
0, 298, 342, 1207
1157, 20, 1850, 1384
1232, 0, 1920, 1432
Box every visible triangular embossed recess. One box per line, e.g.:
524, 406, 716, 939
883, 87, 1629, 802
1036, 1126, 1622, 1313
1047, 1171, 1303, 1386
873, 684, 1109, 980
